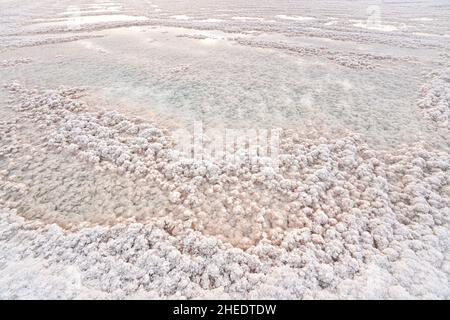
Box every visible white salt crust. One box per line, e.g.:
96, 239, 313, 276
418, 69, 450, 130
0, 82, 449, 299
233, 39, 409, 70
0, 58, 32, 67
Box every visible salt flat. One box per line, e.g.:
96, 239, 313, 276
0, 0, 449, 299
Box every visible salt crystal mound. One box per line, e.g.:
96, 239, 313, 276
418, 68, 450, 130
0, 58, 32, 68
233, 39, 409, 70
0, 34, 104, 50
1, 82, 450, 299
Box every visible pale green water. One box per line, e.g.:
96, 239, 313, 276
1, 0, 449, 149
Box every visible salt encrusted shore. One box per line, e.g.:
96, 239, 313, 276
0, 82, 449, 299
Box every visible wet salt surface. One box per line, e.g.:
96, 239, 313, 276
0, 25, 445, 150
0, 0, 449, 299
29, 14, 150, 29
275, 15, 316, 22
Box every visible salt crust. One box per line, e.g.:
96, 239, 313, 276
0, 82, 449, 299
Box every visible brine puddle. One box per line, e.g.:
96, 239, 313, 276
1, 25, 444, 150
